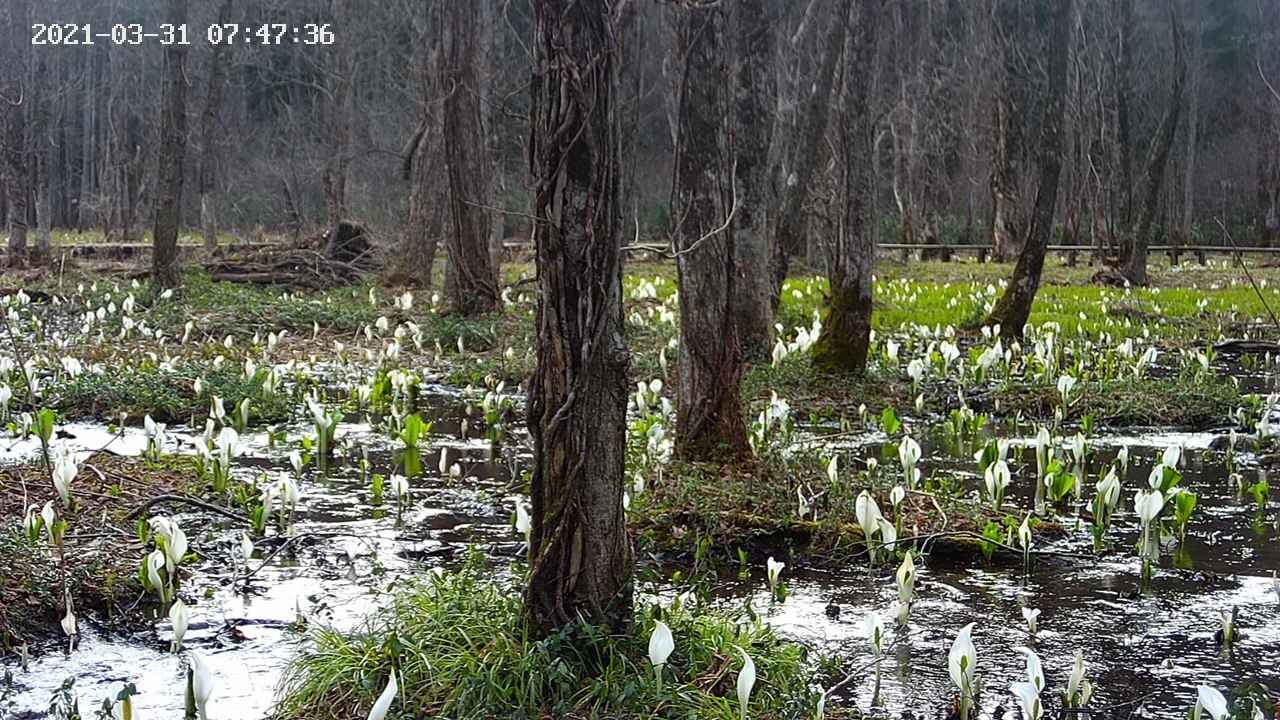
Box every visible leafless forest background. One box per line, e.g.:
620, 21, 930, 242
3, 0, 1280, 274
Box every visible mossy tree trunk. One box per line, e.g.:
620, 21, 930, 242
1119, 0, 1186, 286
441, 0, 499, 315
151, 0, 187, 289
986, 0, 1073, 336
811, 1, 881, 374
730, 0, 777, 361
673, 3, 750, 461
525, 0, 632, 635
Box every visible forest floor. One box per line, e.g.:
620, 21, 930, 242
1, 254, 1275, 646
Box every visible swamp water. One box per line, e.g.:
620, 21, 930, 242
3, 388, 1278, 719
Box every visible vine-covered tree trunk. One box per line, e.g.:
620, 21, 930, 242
812, 1, 880, 373
152, 0, 188, 288
986, 0, 1073, 336
525, 0, 632, 635
673, 3, 750, 461
731, 0, 776, 361
3, 0, 30, 268
1120, 0, 1186, 286
771, 9, 848, 311
441, 0, 498, 315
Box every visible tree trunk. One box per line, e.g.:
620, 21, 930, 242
771, 9, 849, 311
673, 3, 750, 462
199, 0, 233, 253
812, 1, 881, 374
3, 0, 30, 268
990, 40, 1025, 263
525, 0, 632, 635
1120, 0, 1187, 286
441, 0, 499, 315
1115, 0, 1135, 231
986, 0, 1073, 336
730, 0, 777, 361
392, 4, 444, 288
321, 0, 353, 244
152, 0, 188, 288
1180, 3, 1202, 244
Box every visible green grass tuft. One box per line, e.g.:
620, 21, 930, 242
275, 553, 825, 720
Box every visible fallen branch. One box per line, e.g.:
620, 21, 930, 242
125, 494, 252, 524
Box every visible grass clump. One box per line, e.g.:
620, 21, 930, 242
47, 362, 293, 426
275, 554, 825, 720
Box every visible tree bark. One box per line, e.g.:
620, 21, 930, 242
199, 0, 233, 253
771, 9, 849, 311
392, 3, 444, 288
152, 0, 188, 288
1115, 0, 1135, 231
812, 1, 881, 374
990, 2, 1026, 265
1179, 3, 1202, 244
321, 0, 354, 245
1120, 0, 1187, 286
730, 0, 777, 361
3, 0, 31, 268
673, 3, 750, 461
441, 0, 499, 315
525, 0, 632, 635
986, 0, 1073, 336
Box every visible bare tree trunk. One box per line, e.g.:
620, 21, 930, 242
673, 3, 750, 461
771, 9, 848, 310
3, 0, 31, 268
77, 51, 97, 231
199, 0, 233, 253
987, 0, 1073, 336
1179, 10, 1201, 244
152, 0, 188, 288
1115, 0, 1135, 231
730, 0, 777, 361
321, 0, 353, 243
525, 0, 632, 635
441, 0, 499, 315
812, 1, 880, 373
990, 34, 1025, 263
392, 4, 444, 288
1120, 0, 1187, 286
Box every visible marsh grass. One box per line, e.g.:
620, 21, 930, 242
47, 362, 293, 426
274, 553, 824, 720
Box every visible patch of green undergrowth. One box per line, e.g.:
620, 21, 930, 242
275, 554, 824, 720
48, 362, 292, 425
